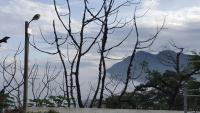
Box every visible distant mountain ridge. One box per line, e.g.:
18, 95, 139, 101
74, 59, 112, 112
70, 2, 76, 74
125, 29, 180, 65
107, 50, 190, 82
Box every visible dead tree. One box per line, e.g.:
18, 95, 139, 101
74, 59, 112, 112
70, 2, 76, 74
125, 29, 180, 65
54, 0, 104, 107
31, 0, 106, 107
29, 62, 60, 102
89, 0, 137, 108
118, 7, 165, 103
30, 0, 163, 108
0, 45, 24, 108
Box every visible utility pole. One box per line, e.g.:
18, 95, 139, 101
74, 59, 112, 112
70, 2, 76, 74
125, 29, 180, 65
23, 21, 29, 113
23, 14, 40, 113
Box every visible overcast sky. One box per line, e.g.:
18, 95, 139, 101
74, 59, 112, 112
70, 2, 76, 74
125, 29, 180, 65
0, 0, 200, 52
1, 0, 200, 97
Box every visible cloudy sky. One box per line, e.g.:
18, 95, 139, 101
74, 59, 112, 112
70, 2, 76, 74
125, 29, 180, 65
1, 0, 200, 97
0, 0, 200, 52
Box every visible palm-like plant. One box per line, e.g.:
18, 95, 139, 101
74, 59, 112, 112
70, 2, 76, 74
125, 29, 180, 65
0, 90, 14, 112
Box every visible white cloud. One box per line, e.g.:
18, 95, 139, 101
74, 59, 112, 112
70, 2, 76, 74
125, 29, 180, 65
0, 0, 82, 38
0, 0, 52, 37
141, 0, 160, 9
136, 1, 200, 28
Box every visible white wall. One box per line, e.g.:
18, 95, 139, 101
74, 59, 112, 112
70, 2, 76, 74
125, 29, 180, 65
28, 108, 184, 113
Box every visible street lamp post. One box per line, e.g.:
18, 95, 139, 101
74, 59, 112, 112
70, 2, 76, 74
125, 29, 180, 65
23, 14, 40, 113
23, 21, 29, 113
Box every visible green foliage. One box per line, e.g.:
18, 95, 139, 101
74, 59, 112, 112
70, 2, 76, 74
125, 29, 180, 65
187, 80, 200, 111
49, 95, 69, 107
0, 90, 14, 112
105, 96, 120, 108
27, 112, 43, 113
29, 98, 54, 107
190, 51, 200, 71
44, 109, 59, 113
105, 72, 200, 110
27, 109, 59, 113
135, 70, 192, 110
30, 95, 69, 107
105, 91, 169, 109
128, 91, 168, 110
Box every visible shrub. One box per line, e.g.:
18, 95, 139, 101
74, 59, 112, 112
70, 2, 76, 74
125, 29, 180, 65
27, 109, 59, 113
0, 90, 14, 113
44, 109, 59, 113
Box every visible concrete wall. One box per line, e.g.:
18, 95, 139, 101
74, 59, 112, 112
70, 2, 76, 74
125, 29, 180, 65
28, 108, 184, 113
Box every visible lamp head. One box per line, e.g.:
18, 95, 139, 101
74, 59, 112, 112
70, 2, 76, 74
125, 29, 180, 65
31, 14, 40, 21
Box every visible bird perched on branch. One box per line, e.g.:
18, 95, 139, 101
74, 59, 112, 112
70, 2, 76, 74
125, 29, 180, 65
0, 36, 10, 43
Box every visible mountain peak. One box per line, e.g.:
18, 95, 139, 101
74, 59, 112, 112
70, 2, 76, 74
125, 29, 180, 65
108, 50, 189, 82
158, 50, 176, 55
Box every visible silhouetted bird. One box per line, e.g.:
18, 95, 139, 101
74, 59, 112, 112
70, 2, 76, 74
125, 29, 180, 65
0, 36, 10, 43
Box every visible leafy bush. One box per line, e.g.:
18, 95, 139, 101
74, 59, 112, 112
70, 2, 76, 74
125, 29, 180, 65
44, 109, 59, 113
0, 90, 14, 112
49, 96, 69, 107
30, 95, 69, 107
27, 109, 59, 113
29, 99, 54, 107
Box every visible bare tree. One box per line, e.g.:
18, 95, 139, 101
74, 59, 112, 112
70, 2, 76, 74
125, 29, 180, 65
89, 0, 136, 108
0, 45, 24, 108
31, 0, 105, 107
54, 0, 104, 107
29, 62, 60, 101
118, 7, 165, 103
30, 0, 164, 108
